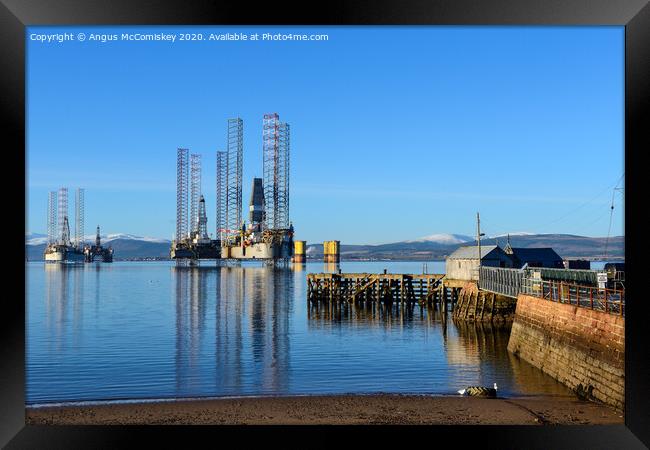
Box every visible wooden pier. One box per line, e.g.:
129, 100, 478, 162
306, 273, 459, 310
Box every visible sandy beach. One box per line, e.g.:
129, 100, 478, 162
26, 394, 624, 425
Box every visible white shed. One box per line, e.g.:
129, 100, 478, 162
445, 245, 513, 281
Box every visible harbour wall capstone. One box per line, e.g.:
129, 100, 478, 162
507, 294, 624, 411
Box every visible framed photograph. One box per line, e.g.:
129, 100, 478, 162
4, 0, 649, 447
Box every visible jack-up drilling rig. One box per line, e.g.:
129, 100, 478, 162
44, 187, 85, 262
171, 150, 220, 262
171, 113, 294, 264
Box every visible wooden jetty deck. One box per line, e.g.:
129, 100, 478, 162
306, 273, 459, 310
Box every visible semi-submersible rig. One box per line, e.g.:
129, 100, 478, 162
171, 113, 294, 265
43, 187, 113, 263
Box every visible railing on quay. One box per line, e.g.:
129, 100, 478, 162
521, 279, 625, 316
478, 266, 524, 299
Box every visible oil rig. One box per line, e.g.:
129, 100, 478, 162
43, 187, 114, 263
84, 226, 114, 262
43, 187, 85, 262
171, 113, 294, 265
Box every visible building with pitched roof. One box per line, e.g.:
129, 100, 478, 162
445, 244, 514, 281
503, 235, 563, 268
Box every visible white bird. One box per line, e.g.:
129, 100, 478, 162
458, 383, 498, 398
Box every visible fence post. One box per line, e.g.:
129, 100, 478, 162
605, 289, 608, 313
590, 287, 593, 310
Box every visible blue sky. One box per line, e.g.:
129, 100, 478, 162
26, 26, 624, 245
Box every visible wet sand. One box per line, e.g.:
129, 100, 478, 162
26, 394, 623, 425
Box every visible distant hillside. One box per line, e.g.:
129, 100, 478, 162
26, 238, 172, 261
26, 233, 624, 261
478, 234, 624, 259
305, 234, 624, 261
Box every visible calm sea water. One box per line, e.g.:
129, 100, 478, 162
26, 260, 583, 405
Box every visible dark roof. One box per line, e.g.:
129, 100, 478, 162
510, 247, 562, 262
447, 245, 507, 260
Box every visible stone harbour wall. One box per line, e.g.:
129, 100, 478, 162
507, 294, 624, 411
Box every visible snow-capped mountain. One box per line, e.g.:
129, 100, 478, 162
26, 231, 173, 260
405, 233, 474, 244
304, 233, 623, 261
489, 232, 535, 239
26, 232, 170, 245
26, 231, 624, 261
101, 233, 170, 243
25, 233, 49, 245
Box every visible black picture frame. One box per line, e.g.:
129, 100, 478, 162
3, 0, 648, 447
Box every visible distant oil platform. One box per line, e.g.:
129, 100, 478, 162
84, 226, 114, 262
171, 113, 295, 265
44, 187, 113, 263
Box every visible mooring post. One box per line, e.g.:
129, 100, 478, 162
441, 283, 447, 314
480, 292, 486, 320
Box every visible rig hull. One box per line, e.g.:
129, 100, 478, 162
44, 245, 85, 263
224, 242, 276, 259
170, 240, 220, 260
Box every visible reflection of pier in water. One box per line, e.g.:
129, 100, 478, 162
308, 300, 448, 329
173, 265, 292, 396
445, 321, 511, 367
306, 298, 572, 396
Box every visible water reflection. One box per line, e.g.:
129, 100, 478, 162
308, 302, 447, 329
306, 300, 572, 397
43, 264, 83, 351
215, 266, 243, 392
323, 262, 340, 273
449, 320, 571, 395
31, 262, 573, 403
173, 267, 209, 393
173, 265, 293, 396
446, 320, 511, 366
306, 299, 464, 336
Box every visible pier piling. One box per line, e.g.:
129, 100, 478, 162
307, 273, 445, 309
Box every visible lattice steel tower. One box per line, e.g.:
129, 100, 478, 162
190, 153, 202, 236
57, 187, 70, 245
197, 195, 208, 239
75, 188, 84, 250
263, 113, 290, 230
176, 148, 189, 242
226, 118, 243, 241
47, 191, 58, 244
216, 150, 227, 242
